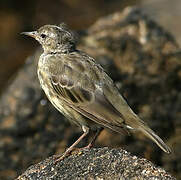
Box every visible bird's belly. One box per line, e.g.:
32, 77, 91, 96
37, 69, 66, 114
47, 92, 98, 129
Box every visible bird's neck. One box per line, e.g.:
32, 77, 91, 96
44, 44, 76, 54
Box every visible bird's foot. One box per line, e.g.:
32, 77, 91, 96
53, 147, 75, 164
53, 144, 93, 164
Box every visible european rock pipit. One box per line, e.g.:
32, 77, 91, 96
22, 23, 171, 161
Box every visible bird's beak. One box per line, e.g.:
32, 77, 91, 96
21, 31, 37, 38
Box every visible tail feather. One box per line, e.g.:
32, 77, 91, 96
139, 124, 171, 153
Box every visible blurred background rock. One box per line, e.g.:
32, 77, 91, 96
0, 0, 181, 179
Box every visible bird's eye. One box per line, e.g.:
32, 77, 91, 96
40, 34, 46, 38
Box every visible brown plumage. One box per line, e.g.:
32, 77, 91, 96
22, 23, 171, 159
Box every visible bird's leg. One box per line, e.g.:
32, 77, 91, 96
54, 125, 89, 163
85, 127, 103, 149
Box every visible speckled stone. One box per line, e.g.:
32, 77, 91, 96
17, 148, 176, 180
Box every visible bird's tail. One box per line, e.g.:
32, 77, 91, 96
138, 122, 171, 153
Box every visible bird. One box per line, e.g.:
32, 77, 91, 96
22, 23, 171, 161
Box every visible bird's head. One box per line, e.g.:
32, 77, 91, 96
22, 23, 77, 53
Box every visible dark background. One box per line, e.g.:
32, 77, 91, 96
0, 0, 181, 179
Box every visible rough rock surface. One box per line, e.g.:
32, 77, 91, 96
0, 7, 180, 179
17, 148, 175, 180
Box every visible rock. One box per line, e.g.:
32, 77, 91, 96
0, 7, 180, 179
17, 148, 176, 180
